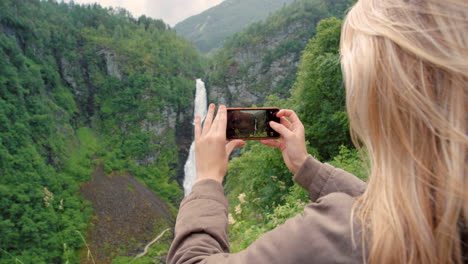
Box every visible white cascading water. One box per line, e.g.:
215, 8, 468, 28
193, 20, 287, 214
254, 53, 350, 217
183, 79, 207, 195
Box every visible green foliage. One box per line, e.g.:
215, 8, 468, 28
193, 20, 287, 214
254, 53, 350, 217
226, 142, 293, 214
227, 183, 308, 252
227, 146, 366, 253
62, 128, 101, 182
225, 129, 317, 252
328, 145, 368, 181
290, 17, 350, 159
0, 17, 91, 261
0, 0, 199, 262
225, 14, 367, 254
111, 229, 173, 264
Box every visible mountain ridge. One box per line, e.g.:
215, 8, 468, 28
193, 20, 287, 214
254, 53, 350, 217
205, 0, 353, 107
174, 0, 295, 53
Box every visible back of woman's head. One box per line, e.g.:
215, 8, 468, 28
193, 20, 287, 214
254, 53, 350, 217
340, 0, 467, 263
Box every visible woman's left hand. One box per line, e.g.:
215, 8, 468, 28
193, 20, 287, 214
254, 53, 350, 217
195, 104, 245, 184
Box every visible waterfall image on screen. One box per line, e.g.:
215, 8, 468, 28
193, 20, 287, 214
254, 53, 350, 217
227, 110, 269, 139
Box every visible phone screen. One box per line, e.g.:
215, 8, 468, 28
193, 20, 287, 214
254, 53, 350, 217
227, 108, 280, 140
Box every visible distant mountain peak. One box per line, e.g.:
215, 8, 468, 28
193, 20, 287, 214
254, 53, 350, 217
174, 0, 295, 53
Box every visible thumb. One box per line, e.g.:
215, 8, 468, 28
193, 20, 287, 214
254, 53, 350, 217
226, 140, 245, 157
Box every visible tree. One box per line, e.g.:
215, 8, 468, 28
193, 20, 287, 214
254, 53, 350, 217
290, 17, 350, 159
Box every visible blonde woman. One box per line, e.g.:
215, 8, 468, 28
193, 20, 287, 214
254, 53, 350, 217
168, 0, 467, 263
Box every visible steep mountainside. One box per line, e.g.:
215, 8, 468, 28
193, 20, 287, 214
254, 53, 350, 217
0, 0, 201, 262
174, 0, 295, 53
205, 0, 352, 107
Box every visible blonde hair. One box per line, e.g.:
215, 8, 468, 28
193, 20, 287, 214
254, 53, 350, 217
340, 0, 467, 263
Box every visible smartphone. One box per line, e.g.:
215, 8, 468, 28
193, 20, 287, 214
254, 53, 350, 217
226, 107, 281, 140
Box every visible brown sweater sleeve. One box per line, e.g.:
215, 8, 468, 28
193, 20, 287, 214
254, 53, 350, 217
167, 157, 367, 264
294, 155, 367, 201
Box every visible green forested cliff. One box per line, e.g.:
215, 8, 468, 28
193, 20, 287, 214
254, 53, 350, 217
1, 0, 365, 263
0, 0, 202, 262
205, 0, 353, 107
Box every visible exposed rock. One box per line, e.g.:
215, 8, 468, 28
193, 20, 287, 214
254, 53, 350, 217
175, 106, 195, 186
206, 20, 309, 107
137, 101, 194, 185
140, 107, 177, 137
0, 23, 26, 50
60, 58, 79, 92
97, 49, 122, 80
0, 23, 17, 38
135, 107, 177, 165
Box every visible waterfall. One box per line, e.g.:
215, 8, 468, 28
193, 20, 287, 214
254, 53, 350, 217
183, 79, 207, 195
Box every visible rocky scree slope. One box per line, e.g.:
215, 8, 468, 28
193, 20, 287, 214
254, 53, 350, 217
80, 164, 174, 263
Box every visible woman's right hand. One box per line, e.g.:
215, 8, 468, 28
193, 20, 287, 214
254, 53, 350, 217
261, 109, 309, 175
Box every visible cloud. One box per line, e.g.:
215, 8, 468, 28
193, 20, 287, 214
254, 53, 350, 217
63, 0, 224, 26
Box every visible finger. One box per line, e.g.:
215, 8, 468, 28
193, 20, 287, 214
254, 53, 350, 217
280, 116, 292, 130
213, 105, 227, 133
277, 109, 301, 125
203, 103, 215, 134
226, 140, 245, 156
261, 139, 282, 149
194, 115, 201, 141
269, 121, 293, 138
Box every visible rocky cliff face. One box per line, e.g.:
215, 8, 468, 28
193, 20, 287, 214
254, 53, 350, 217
98, 49, 123, 80
204, 0, 353, 107
59, 47, 194, 184
138, 103, 194, 184
206, 20, 310, 107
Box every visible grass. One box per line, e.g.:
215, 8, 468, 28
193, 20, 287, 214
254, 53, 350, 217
62, 127, 102, 182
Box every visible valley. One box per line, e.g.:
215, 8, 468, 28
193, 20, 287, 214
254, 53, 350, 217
0, 0, 364, 263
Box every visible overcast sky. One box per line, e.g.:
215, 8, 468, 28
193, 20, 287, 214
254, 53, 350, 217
63, 0, 224, 26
